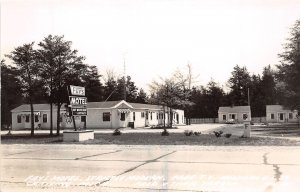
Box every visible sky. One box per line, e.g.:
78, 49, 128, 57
1, 0, 300, 92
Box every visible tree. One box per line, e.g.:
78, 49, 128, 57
1, 60, 23, 128
6, 43, 40, 136
37, 36, 57, 135
38, 35, 85, 135
149, 74, 192, 128
249, 74, 265, 117
136, 88, 148, 103
227, 65, 252, 106
277, 19, 300, 111
103, 69, 119, 101
115, 76, 138, 102
83, 65, 104, 102
205, 81, 225, 118
261, 65, 277, 105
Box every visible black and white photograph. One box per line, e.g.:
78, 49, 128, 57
1, 0, 300, 191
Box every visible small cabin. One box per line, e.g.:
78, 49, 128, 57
218, 106, 251, 123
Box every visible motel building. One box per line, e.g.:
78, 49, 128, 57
266, 105, 299, 123
218, 106, 251, 123
11, 100, 185, 130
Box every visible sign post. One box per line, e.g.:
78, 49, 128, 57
63, 85, 93, 142
67, 85, 87, 131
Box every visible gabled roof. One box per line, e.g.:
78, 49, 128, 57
87, 100, 123, 109
266, 105, 295, 112
11, 104, 66, 112
218, 106, 251, 113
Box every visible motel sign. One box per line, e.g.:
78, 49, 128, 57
70, 85, 85, 96
69, 96, 87, 106
68, 85, 87, 116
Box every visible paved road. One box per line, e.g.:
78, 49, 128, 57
1, 144, 300, 192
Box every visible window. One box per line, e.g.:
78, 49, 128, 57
289, 113, 293, 119
133, 112, 135, 121
35, 114, 39, 122
157, 113, 158, 120
103, 112, 110, 121
146, 112, 148, 120
17, 115, 21, 123
223, 115, 226, 120
141, 112, 145, 118
150, 112, 152, 120
243, 114, 248, 120
120, 113, 125, 121
81, 116, 86, 122
25, 115, 30, 123
43, 114, 47, 123
271, 113, 274, 119
229, 114, 236, 119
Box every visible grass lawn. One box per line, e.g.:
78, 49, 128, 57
1, 132, 299, 146
252, 123, 300, 137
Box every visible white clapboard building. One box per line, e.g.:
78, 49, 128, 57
11, 100, 185, 129
218, 106, 251, 123
266, 105, 298, 123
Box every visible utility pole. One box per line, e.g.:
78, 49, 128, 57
123, 54, 126, 101
187, 62, 192, 90
248, 88, 250, 106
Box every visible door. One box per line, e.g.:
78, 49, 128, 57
145, 111, 149, 127
278, 113, 285, 122
119, 112, 127, 128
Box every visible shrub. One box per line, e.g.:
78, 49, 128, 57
161, 129, 169, 136
213, 130, 223, 138
194, 131, 201, 136
112, 128, 122, 136
184, 130, 193, 136
225, 133, 232, 138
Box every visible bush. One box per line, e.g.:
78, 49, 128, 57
112, 128, 122, 136
184, 130, 193, 136
194, 131, 201, 136
213, 130, 223, 138
225, 133, 232, 138
161, 129, 169, 136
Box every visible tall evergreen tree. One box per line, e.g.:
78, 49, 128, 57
205, 81, 225, 118
1, 60, 23, 128
6, 43, 40, 136
227, 65, 252, 106
277, 19, 300, 111
261, 65, 277, 105
136, 88, 148, 103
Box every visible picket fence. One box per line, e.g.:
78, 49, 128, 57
185, 117, 266, 124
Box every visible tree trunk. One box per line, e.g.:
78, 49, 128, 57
163, 105, 166, 128
29, 102, 34, 137
50, 81, 53, 136
170, 108, 173, 128
56, 103, 61, 136
50, 102, 53, 136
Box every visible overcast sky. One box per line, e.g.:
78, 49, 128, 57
1, 0, 300, 91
